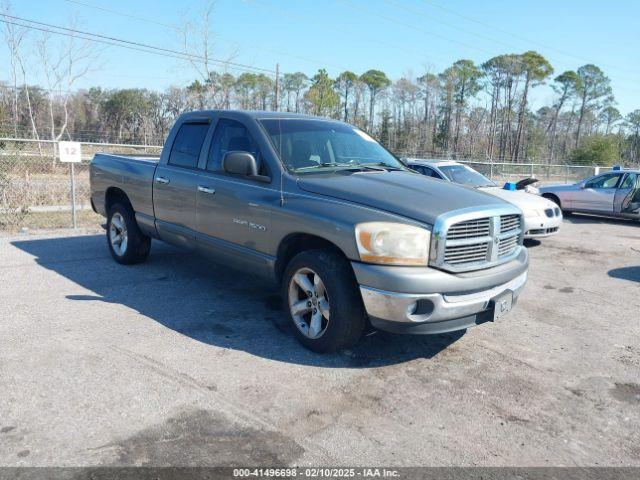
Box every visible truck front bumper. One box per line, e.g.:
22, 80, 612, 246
352, 247, 529, 334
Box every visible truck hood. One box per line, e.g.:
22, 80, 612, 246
297, 171, 507, 225
478, 186, 557, 213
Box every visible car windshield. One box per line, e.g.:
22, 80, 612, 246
260, 119, 404, 173
439, 164, 495, 187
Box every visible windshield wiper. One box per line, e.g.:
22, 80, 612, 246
295, 162, 353, 171
361, 162, 405, 171
331, 162, 405, 172
295, 162, 404, 173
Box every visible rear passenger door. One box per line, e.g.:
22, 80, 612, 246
153, 120, 211, 246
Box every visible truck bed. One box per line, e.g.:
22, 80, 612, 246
90, 153, 159, 219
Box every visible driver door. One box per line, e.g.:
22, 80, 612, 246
573, 173, 624, 212
194, 117, 278, 271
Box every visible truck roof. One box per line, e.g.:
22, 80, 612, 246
182, 109, 334, 122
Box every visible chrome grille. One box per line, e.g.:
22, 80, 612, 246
498, 235, 518, 257
433, 209, 523, 272
500, 214, 520, 233
444, 242, 489, 265
446, 218, 490, 240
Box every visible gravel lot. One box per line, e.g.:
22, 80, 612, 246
1, 215, 639, 467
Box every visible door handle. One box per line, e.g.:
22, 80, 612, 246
198, 185, 216, 194
155, 176, 170, 184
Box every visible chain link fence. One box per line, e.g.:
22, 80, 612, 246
0, 138, 162, 231
400, 152, 608, 185
456, 161, 599, 185
0, 139, 619, 232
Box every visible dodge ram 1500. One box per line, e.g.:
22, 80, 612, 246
90, 110, 529, 352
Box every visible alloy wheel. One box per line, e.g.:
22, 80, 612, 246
288, 267, 330, 339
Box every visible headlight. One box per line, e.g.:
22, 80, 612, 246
355, 222, 430, 266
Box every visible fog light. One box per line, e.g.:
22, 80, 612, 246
406, 301, 418, 316
407, 299, 435, 320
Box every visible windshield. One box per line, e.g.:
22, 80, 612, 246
260, 119, 404, 173
439, 164, 495, 187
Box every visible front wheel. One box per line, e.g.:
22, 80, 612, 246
107, 203, 151, 265
282, 250, 367, 353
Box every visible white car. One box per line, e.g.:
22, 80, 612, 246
407, 159, 562, 239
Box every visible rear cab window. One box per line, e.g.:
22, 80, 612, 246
168, 122, 210, 169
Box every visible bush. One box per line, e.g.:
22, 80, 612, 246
570, 135, 620, 166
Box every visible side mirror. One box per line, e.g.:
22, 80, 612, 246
222, 151, 270, 183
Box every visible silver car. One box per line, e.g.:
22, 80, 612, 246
539, 169, 640, 220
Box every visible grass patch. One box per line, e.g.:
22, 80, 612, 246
3, 209, 103, 232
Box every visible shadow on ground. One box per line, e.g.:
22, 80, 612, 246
608, 266, 640, 283
11, 234, 463, 368
523, 238, 542, 248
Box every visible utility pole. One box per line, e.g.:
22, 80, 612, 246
274, 63, 280, 111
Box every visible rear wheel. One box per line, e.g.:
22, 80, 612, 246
107, 203, 151, 264
282, 249, 366, 353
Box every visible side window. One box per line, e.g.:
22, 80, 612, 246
207, 119, 267, 175
414, 165, 441, 179
620, 173, 638, 189
167, 122, 210, 169
424, 167, 443, 179
585, 173, 623, 189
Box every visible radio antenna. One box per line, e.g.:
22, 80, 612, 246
279, 116, 284, 207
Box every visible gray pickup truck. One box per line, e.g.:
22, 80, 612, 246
90, 110, 529, 352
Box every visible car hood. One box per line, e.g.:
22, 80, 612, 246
478, 186, 557, 213
297, 171, 508, 225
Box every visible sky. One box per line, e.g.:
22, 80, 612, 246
2, 0, 639, 115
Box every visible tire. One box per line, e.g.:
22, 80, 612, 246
106, 203, 151, 265
282, 249, 367, 353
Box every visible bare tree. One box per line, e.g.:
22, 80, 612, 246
179, 0, 238, 108
2, 2, 41, 153
36, 28, 99, 144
